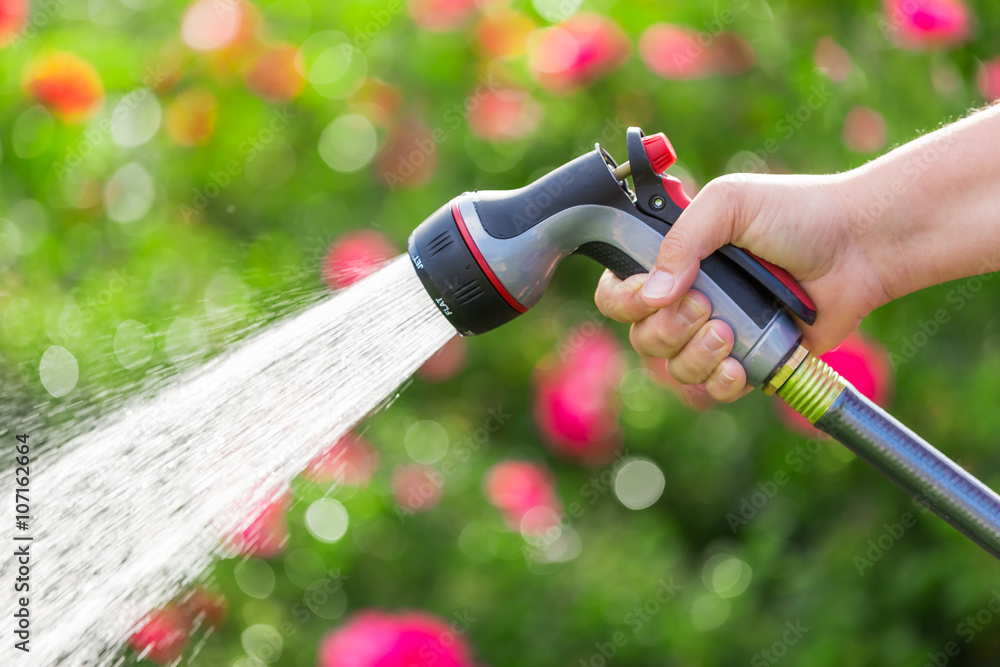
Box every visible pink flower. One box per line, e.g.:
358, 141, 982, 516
468, 87, 542, 141
393, 464, 442, 513
978, 57, 1000, 102
814, 37, 852, 82
418, 336, 468, 382
181, 587, 227, 630
883, 0, 971, 50
533, 328, 625, 465
319, 610, 477, 667
303, 433, 378, 486
484, 460, 561, 534
843, 106, 886, 153
777, 332, 894, 436
407, 0, 477, 32
529, 14, 630, 92
638, 24, 713, 80
322, 230, 397, 290
232, 492, 289, 559
128, 605, 190, 665
0, 0, 26, 47
375, 118, 439, 190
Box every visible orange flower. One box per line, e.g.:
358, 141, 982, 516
0, 0, 27, 48
22, 52, 104, 123
245, 44, 304, 103
166, 87, 218, 146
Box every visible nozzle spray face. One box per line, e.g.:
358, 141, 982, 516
407, 127, 816, 386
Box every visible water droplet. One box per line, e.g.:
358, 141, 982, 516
318, 114, 376, 173
702, 553, 752, 598
165, 317, 208, 365
40, 346, 79, 397
114, 320, 154, 369
304, 498, 349, 542
403, 419, 448, 464
614, 459, 666, 510
282, 548, 326, 589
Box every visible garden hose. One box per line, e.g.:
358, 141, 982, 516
407, 125, 1000, 558
776, 347, 1000, 558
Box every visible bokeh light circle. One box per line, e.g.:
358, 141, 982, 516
404, 419, 449, 464
234, 559, 276, 599
691, 593, 731, 631
40, 346, 79, 397
181, 0, 243, 51
241, 623, 283, 663
614, 458, 666, 510
111, 90, 162, 147
702, 553, 753, 598
114, 320, 154, 369
304, 498, 349, 542
105, 162, 155, 223
318, 114, 377, 173
282, 548, 326, 589
165, 316, 208, 364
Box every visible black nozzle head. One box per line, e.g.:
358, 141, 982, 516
407, 200, 522, 336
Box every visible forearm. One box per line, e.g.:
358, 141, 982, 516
849, 103, 1000, 301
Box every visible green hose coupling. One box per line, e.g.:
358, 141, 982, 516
775, 347, 848, 423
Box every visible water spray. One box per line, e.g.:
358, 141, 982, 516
408, 127, 1000, 559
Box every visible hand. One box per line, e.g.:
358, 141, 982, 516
594, 172, 892, 404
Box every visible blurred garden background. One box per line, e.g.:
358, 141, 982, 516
3, 0, 1000, 664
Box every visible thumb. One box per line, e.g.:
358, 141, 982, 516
640, 177, 752, 308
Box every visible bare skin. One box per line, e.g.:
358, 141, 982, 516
595, 103, 1000, 405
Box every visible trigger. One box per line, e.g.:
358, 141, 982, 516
661, 175, 692, 209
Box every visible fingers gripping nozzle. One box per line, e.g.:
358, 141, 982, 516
407, 127, 815, 387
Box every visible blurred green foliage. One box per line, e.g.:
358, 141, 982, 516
4, 0, 1000, 665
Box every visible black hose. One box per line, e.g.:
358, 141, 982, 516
815, 384, 1000, 559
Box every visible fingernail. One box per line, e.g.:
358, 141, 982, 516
719, 365, 736, 384
702, 327, 726, 352
642, 270, 675, 299
677, 296, 706, 325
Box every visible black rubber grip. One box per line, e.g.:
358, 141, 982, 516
574, 242, 645, 280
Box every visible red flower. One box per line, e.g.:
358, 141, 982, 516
0, 0, 26, 47
181, 587, 227, 630
246, 43, 305, 103
777, 332, 894, 436
321, 230, 397, 290
883, 0, 971, 50
484, 460, 562, 534
468, 87, 541, 141
533, 328, 625, 465
843, 106, 886, 153
319, 609, 477, 667
529, 13, 630, 92
418, 336, 468, 382
978, 57, 1000, 102
22, 52, 104, 123
128, 606, 190, 665
393, 464, 442, 513
407, 0, 478, 32
814, 37, 852, 82
303, 433, 378, 486
232, 492, 290, 558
